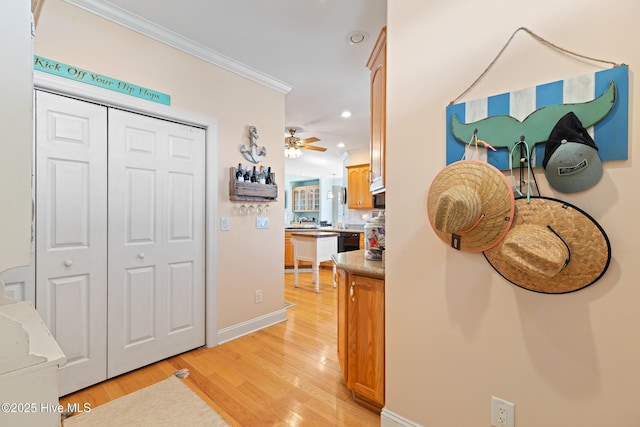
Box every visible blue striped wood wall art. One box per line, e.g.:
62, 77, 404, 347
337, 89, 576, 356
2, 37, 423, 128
445, 65, 628, 170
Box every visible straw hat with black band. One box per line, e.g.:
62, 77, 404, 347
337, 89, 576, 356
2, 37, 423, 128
483, 196, 611, 294
427, 160, 515, 252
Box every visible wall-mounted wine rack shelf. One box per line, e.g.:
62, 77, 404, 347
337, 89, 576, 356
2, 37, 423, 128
229, 167, 278, 201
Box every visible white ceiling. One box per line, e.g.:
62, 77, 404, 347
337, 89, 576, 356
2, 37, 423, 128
66, 0, 387, 178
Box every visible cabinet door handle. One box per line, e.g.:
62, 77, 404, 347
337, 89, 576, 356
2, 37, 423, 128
350, 281, 356, 301
64, 259, 73, 268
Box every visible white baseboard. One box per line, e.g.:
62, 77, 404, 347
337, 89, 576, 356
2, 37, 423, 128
381, 407, 423, 427
216, 308, 287, 344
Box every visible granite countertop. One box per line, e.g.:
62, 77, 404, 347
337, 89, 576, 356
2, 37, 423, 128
331, 249, 385, 279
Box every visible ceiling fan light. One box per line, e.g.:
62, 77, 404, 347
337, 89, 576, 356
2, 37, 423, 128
284, 146, 303, 159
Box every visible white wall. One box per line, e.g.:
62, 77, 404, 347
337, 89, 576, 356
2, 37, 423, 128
0, 0, 32, 273
385, 1, 640, 426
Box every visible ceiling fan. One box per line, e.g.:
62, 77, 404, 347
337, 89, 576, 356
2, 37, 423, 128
284, 128, 326, 153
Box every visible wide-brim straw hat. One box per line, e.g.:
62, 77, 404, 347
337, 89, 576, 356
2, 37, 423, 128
483, 196, 611, 294
427, 160, 515, 252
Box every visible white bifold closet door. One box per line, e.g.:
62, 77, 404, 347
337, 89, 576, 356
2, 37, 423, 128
107, 108, 205, 378
35, 91, 206, 395
35, 91, 109, 396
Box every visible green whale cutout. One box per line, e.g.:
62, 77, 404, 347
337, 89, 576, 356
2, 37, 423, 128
451, 80, 616, 163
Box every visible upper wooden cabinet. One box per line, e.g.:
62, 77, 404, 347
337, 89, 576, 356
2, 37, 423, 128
346, 164, 373, 210
292, 185, 319, 212
367, 27, 387, 195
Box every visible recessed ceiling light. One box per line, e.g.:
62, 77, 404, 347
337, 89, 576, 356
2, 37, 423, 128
337, 142, 345, 148
341, 110, 352, 118
345, 31, 369, 45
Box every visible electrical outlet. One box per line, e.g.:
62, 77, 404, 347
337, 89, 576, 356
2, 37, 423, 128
491, 396, 515, 427
498, 406, 508, 424
255, 290, 263, 304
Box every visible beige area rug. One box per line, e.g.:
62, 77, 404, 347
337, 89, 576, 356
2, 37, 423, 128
63, 375, 229, 427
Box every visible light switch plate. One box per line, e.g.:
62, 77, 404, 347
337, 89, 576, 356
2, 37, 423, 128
220, 217, 230, 231
256, 217, 269, 229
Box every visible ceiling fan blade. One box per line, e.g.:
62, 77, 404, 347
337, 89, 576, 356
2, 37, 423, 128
302, 145, 327, 152
300, 137, 320, 144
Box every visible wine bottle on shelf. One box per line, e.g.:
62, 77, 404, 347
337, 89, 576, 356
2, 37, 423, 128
258, 165, 266, 184
236, 163, 244, 182
243, 167, 250, 182
265, 166, 272, 185
250, 166, 257, 183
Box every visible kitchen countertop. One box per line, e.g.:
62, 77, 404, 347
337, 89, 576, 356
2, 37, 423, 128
289, 231, 338, 237
285, 227, 364, 233
331, 249, 385, 279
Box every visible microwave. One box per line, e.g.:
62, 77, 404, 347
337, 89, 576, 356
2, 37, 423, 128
373, 193, 385, 209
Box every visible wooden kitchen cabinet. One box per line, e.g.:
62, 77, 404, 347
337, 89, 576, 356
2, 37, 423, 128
346, 164, 373, 209
337, 269, 385, 409
292, 187, 305, 212
292, 185, 319, 212
367, 27, 386, 195
337, 268, 348, 384
285, 231, 295, 267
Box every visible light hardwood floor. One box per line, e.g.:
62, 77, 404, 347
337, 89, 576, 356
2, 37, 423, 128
60, 269, 380, 426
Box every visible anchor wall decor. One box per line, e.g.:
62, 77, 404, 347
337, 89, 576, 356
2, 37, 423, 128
240, 125, 267, 163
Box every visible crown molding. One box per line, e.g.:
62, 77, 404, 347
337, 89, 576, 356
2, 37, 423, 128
64, 0, 292, 94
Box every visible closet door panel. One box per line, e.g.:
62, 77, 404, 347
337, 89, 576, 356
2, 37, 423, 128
35, 91, 108, 396
46, 159, 90, 246
124, 266, 157, 345
168, 261, 195, 332
127, 168, 157, 243
163, 130, 204, 345
47, 274, 90, 363
108, 109, 205, 378
108, 112, 163, 376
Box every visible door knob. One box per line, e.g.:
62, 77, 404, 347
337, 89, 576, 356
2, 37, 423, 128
64, 260, 73, 267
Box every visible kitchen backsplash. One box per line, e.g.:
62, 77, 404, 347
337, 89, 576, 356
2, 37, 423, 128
344, 209, 384, 228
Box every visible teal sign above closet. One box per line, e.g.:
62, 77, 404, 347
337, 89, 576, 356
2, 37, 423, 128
34, 56, 171, 105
